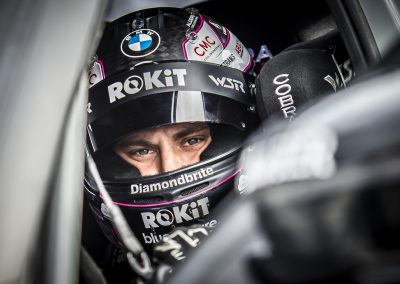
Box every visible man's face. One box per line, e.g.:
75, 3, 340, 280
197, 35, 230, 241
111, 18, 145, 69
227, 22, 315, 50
114, 122, 212, 176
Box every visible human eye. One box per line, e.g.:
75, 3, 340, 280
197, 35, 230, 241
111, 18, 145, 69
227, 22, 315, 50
183, 137, 204, 147
129, 148, 155, 157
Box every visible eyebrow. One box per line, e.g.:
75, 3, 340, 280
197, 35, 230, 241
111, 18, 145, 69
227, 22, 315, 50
172, 124, 209, 140
116, 139, 155, 149
115, 123, 209, 149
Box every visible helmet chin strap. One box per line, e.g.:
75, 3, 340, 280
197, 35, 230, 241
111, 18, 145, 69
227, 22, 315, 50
86, 155, 154, 280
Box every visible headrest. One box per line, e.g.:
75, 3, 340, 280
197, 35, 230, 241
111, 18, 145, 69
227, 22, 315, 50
256, 32, 346, 121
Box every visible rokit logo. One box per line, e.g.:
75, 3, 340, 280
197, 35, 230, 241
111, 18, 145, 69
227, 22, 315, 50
141, 197, 210, 229
107, 69, 187, 103
209, 75, 245, 93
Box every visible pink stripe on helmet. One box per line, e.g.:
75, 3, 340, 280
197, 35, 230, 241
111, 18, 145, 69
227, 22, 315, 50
243, 55, 253, 73
96, 59, 106, 78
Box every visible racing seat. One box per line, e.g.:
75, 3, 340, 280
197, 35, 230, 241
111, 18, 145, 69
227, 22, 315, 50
164, 39, 400, 284
255, 31, 352, 122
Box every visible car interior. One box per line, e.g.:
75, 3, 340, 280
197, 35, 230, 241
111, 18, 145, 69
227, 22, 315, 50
1, 0, 400, 283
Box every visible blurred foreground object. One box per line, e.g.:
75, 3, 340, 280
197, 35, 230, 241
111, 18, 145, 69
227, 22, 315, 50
166, 46, 400, 284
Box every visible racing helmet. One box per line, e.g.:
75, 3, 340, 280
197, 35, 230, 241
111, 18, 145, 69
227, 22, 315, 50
84, 7, 259, 250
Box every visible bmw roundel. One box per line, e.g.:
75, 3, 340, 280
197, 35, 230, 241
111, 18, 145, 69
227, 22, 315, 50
121, 29, 161, 58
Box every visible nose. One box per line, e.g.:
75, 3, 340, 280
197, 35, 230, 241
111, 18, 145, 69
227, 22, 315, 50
159, 145, 189, 174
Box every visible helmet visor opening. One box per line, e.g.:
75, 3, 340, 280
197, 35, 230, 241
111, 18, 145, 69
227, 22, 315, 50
93, 123, 247, 180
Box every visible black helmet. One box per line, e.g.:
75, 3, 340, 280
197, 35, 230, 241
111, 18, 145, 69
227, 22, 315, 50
84, 7, 259, 250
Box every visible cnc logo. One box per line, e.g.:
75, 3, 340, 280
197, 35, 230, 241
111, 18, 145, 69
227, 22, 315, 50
193, 36, 216, 56
141, 197, 210, 228
121, 29, 160, 58
209, 75, 245, 93
108, 69, 187, 103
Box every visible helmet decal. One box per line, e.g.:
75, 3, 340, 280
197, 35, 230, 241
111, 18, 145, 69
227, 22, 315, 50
120, 29, 161, 58
130, 166, 215, 195
182, 16, 252, 72
88, 59, 105, 88
207, 18, 230, 48
109, 168, 241, 208
140, 197, 210, 229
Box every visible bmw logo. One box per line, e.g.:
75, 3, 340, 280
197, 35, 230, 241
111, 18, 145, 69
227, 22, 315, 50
121, 29, 161, 58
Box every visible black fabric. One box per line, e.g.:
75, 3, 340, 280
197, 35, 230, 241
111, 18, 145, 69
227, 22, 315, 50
94, 149, 140, 180
200, 124, 247, 160
283, 30, 339, 52
255, 47, 340, 121
79, 246, 108, 284
81, 197, 138, 284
